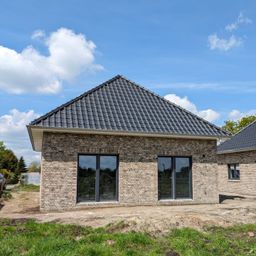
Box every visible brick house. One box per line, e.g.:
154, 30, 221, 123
28, 75, 228, 211
218, 121, 256, 197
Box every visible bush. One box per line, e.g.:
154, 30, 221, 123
8, 172, 20, 184
1, 190, 12, 200
0, 169, 19, 184
0, 169, 13, 180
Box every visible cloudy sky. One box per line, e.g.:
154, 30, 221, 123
0, 0, 256, 164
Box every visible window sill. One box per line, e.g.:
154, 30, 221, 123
158, 198, 193, 202
76, 201, 119, 206
228, 179, 240, 182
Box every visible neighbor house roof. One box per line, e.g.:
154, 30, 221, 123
28, 75, 229, 151
218, 121, 256, 154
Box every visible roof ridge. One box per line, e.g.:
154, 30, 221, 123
30, 75, 122, 125
118, 75, 229, 136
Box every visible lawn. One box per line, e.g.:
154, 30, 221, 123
13, 184, 40, 192
0, 219, 256, 256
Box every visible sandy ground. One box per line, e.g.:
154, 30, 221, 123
1, 190, 256, 233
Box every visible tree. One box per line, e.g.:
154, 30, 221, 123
0, 141, 5, 152
0, 148, 18, 172
0, 141, 20, 184
222, 115, 256, 134
27, 161, 41, 173
16, 157, 27, 173
222, 120, 237, 134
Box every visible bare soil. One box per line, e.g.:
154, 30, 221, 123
1, 190, 256, 234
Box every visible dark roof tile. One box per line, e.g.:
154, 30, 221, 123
30, 75, 228, 138
218, 121, 256, 153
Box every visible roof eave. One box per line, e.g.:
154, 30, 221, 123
217, 146, 256, 154
27, 125, 36, 151
28, 125, 230, 152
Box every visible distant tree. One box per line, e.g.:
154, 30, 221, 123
0, 141, 5, 152
0, 141, 29, 184
16, 157, 27, 173
222, 115, 256, 134
222, 120, 237, 134
237, 116, 256, 131
27, 161, 41, 173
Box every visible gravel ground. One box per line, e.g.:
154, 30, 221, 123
1, 190, 256, 234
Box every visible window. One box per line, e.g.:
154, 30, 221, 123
158, 157, 173, 199
77, 155, 118, 202
158, 156, 192, 200
228, 164, 240, 180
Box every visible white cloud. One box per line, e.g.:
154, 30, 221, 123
154, 81, 256, 93
228, 109, 256, 121
225, 12, 252, 32
208, 34, 242, 51
0, 28, 103, 94
0, 109, 40, 165
31, 29, 45, 40
164, 94, 220, 122
198, 109, 220, 123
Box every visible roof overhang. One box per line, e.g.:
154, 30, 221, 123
217, 146, 256, 154
27, 125, 230, 152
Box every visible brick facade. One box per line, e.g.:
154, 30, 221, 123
41, 132, 219, 211
218, 151, 256, 196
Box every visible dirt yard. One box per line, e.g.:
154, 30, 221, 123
1, 190, 256, 234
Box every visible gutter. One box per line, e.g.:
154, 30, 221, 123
217, 146, 256, 154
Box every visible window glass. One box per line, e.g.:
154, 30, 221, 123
158, 156, 192, 200
158, 157, 173, 199
175, 158, 191, 199
77, 155, 96, 202
228, 164, 240, 180
77, 155, 118, 202
100, 156, 117, 201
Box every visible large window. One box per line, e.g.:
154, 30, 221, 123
228, 164, 240, 180
158, 156, 192, 200
77, 155, 118, 202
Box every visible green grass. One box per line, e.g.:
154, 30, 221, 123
0, 190, 13, 200
13, 184, 40, 192
0, 219, 256, 256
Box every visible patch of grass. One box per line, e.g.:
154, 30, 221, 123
1, 190, 13, 200
167, 226, 256, 256
13, 184, 40, 192
106, 220, 132, 232
0, 219, 256, 256
0, 219, 162, 256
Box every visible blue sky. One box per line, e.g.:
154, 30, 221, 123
0, 0, 255, 164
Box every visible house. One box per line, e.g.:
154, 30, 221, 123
218, 121, 256, 197
27, 75, 229, 211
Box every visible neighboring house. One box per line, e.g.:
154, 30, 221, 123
28, 75, 228, 211
218, 121, 256, 197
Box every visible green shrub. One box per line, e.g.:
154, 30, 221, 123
0, 169, 20, 184
1, 190, 12, 200
0, 169, 12, 179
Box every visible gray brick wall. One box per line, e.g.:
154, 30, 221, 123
218, 151, 256, 196
41, 132, 218, 211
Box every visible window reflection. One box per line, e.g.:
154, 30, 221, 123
158, 156, 191, 199
77, 155, 118, 202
